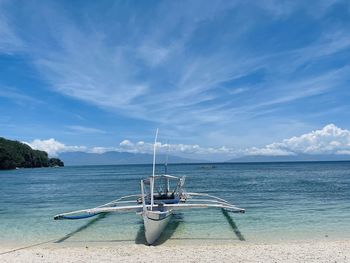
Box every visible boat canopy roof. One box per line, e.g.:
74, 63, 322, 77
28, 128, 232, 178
143, 174, 180, 185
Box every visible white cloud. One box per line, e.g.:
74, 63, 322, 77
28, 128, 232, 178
24, 138, 87, 156
244, 124, 350, 156
119, 139, 134, 148
23, 124, 350, 159
137, 141, 145, 146
117, 140, 235, 155
24, 137, 236, 157
244, 146, 295, 156
89, 146, 114, 154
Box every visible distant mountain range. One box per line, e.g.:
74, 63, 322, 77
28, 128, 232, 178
227, 154, 350, 163
58, 151, 206, 166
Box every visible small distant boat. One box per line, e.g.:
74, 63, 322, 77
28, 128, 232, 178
200, 165, 217, 169
54, 130, 245, 245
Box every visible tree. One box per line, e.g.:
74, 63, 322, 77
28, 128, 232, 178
0, 137, 64, 170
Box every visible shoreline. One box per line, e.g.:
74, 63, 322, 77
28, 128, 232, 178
1, 240, 349, 263
1, 234, 347, 248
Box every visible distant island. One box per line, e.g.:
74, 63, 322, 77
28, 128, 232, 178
227, 154, 350, 163
0, 137, 64, 170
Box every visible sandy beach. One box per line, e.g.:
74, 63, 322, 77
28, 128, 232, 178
1, 240, 349, 263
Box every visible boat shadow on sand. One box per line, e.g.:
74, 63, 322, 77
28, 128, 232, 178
136, 210, 245, 244
53, 212, 182, 245
221, 209, 245, 241
55, 213, 109, 243
55, 210, 245, 245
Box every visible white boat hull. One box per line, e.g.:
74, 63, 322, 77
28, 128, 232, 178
143, 209, 172, 245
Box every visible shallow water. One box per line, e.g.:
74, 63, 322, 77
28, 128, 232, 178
0, 162, 349, 245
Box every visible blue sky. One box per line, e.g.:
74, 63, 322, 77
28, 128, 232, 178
1, 0, 350, 160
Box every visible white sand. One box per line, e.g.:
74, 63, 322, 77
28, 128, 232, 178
1, 240, 349, 263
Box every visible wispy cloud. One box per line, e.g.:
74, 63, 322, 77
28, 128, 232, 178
66, 125, 106, 134
1, 1, 350, 147
0, 1, 23, 54
0, 86, 42, 105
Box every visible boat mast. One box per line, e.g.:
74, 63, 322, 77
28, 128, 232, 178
165, 141, 169, 192
150, 128, 158, 210
152, 128, 158, 178
165, 140, 169, 175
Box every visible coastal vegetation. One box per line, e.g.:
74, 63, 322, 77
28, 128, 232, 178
0, 137, 64, 170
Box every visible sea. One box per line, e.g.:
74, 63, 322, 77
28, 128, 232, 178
0, 162, 350, 246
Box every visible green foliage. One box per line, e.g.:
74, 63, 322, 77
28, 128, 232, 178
49, 158, 64, 167
0, 137, 64, 170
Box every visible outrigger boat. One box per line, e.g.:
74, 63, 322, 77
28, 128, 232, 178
54, 130, 245, 245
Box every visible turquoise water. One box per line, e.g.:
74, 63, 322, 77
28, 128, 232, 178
1, 162, 350, 245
